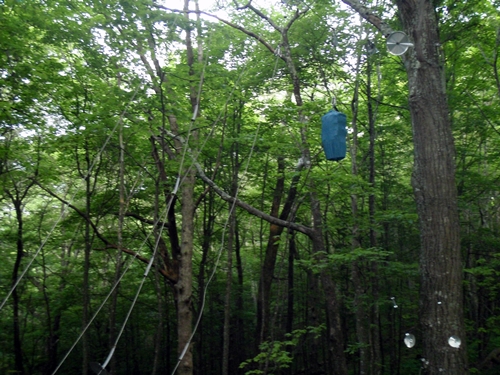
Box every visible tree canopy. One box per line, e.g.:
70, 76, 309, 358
1, 0, 500, 374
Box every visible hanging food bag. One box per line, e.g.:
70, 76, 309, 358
321, 110, 347, 161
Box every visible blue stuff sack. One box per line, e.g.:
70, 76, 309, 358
321, 110, 347, 161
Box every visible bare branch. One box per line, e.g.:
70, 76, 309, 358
340, 0, 394, 37
35, 181, 112, 246
122, 211, 169, 228
232, 0, 251, 10
283, 5, 310, 33
160, 130, 314, 236
247, 3, 283, 32
153, 4, 279, 57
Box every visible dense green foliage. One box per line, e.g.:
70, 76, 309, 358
1, 0, 499, 374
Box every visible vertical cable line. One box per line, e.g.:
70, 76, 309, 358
0, 86, 141, 313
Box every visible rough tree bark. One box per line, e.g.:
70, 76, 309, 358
341, 1, 468, 373
174, 1, 204, 374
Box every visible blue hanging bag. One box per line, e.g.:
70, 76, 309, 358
321, 110, 347, 161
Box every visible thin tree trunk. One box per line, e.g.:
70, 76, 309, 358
11, 198, 25, 375
176, 171, 195, 375
222, 203, 236, 375
196, 181, 216, 374
5, 170, 37, 375
45, 201, 72, 375
349, 38, 372, 375
234, 219, 246, 371
367, 50, 382, 375
82, 145, 92, 375
285, 230, 295, 375
40, 208, 57, 375
256, 156, 304, 346
256, 157, 286, 344
151, 243, 164, 375
222, 138, 239, 375
108, 100, 126, 375
309, 184, 348, 375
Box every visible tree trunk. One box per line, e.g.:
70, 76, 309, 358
82, 144, 93, 375
256, 157, 286, 344
196, 182, 215, 374
285, 230, 295, 375
11, 198, 25, 375
222, 202, 236, 375
222, 139, 239, 375
175, 175, 195, 375
396, 1, 468, 373
349, 41, 372, 375
5, 167, 37, 375
175, 2, 202, 373
367, 52, 382, 375
341, 0, 468, 373
309, 191, 348, 375
41, 212, 63, 375
108, 102, 126, 375
234, 219, 246, 372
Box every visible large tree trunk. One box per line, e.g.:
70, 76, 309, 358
341, 0, 468, 373
396, 2, 468, 374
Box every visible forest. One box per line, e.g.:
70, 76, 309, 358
1, 0, 499, 374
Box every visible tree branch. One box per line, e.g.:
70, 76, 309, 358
340, 0, 394, 37
121, 211, 169, 228
159, 130, 314, 236
283, 6, 310, 34
153, 4, 279, 57
34, 180, 178, 283
247, 3, 283, 33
